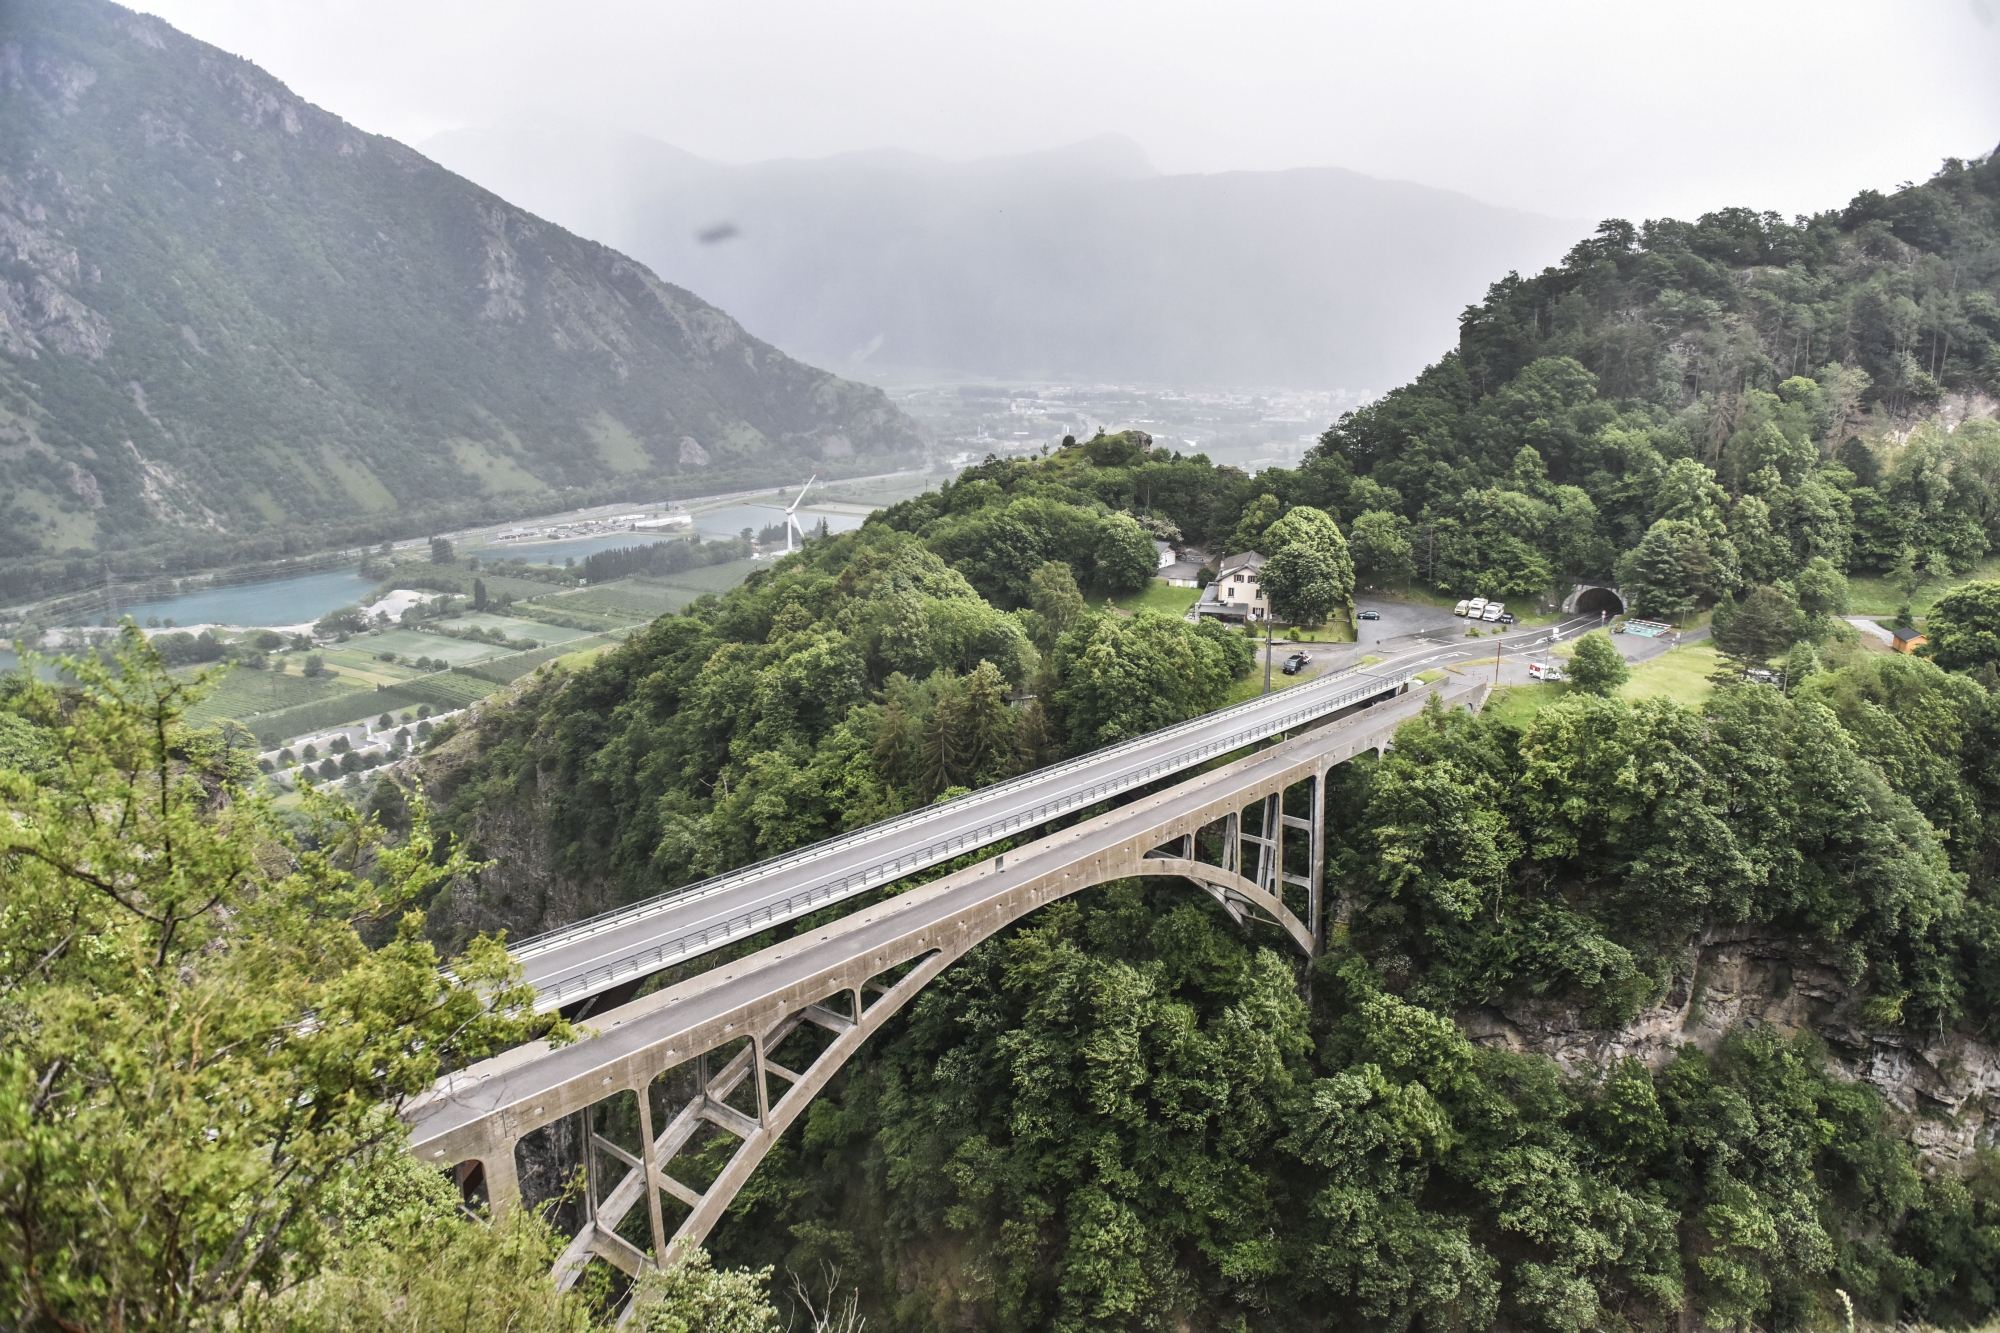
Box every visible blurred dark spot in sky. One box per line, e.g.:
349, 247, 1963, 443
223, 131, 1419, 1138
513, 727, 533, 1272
697, 222, 740, 244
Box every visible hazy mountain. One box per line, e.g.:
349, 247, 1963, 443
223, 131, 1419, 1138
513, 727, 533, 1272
0, 0, 925, 598
423, 117, 1583, 389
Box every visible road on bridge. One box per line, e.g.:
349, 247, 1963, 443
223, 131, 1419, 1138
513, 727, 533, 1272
507, 610, 1600, 1011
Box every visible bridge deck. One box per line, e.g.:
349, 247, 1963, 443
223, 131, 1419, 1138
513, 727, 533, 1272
507, 661, 1418, 1010
407, 681, 1472, 1163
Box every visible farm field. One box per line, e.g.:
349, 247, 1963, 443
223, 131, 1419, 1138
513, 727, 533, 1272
182, 666, 361, 728
359, 629, 516, 664
437, 612, 592, 643
652, 558, 760, 594
552, 581, 693, 619
453, 633, 627, 685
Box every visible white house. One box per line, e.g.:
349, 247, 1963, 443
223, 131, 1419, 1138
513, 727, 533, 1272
1196, 551, 1268, 621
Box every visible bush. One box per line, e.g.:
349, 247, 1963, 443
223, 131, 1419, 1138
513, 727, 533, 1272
1567, 631, 1630, 696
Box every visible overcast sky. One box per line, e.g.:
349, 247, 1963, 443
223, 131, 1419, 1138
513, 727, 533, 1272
133, 0, 2000, 224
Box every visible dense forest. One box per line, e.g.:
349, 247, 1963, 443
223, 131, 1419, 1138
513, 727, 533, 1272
398, 151, 2000, 1331
1310, 152, 2000, 615
420, 440, 1266, 946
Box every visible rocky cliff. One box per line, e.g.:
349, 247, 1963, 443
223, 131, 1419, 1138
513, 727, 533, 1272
1465, 925, 2000, 1163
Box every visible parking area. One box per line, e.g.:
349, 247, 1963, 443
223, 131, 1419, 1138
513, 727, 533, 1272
1353, 596, 1465, 646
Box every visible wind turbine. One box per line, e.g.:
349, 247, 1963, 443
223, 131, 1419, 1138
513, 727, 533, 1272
781, 473, 817, 553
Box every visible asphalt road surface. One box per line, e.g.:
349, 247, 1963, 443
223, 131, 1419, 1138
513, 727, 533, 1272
507, 605, 1609, 1011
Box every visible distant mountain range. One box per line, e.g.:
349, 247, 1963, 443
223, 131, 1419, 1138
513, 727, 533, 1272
0, 0, 925, 599
423, 119, 1583, 390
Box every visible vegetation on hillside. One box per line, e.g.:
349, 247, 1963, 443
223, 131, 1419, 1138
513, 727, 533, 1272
687, 635, 2000, 1333
0, 635, 799, 1332
0, 0, 924, 603
1298, 153, 2000, 619
422, 445, 1279, 944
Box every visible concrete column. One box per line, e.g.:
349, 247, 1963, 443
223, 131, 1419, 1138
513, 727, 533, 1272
636, 1087, 669, 1264
749, 1033, 771, 1126
1309, 768, 1327, 949
1265, 793, 1282, 898
482, 1142, 523, 1217
579, 1108, 599, 1225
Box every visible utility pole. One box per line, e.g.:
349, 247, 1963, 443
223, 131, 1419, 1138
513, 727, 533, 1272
1263, 609, 1274, 695
1493, 624, 1504, 688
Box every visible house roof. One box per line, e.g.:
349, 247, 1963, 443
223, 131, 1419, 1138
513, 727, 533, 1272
1159, 560, 1206, 580
1893, 625, 1926, 642
1218, 551, 1265, 575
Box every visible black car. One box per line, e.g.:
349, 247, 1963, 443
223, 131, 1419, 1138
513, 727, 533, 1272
1281, 651, 1312, 675
1357, 609, 1381, 621
1499, 613, 1517, 624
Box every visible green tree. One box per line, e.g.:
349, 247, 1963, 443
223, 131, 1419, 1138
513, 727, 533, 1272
1027, 560, 1087, 649
1228, 493, 1285, 553
243, 1153, 596, 1333
1259, 506, 1356, 629
630, 1250, 781, 1333
1621, 518, 1731, 619
1051, 611, 1235, 751
1923, 580, 2000, 671
1566, 631, 1630, 696
1712, 585, 1807, 664
473, 576, 489, 611
0, 631, 552, 1332
1794, 556, 1850, 625
1347, 509, 1415, 586
1093, 512, 1160, 593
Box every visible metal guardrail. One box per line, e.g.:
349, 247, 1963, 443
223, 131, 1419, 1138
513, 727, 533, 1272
515, 663, 1420, 1010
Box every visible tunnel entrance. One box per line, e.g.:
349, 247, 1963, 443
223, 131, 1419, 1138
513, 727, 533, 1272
1573, 586, 1626, 617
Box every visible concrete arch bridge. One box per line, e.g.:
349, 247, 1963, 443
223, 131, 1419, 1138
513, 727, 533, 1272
404, 675, 1487, 1288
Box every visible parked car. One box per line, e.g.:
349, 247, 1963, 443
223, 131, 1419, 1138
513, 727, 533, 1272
1480, 601, 1506, 621
1465, 597, 1489, 618
1528, 661, 1562, 681
1282, 651, 1312, 675
1358, 609, 1381, 621
1453, 600, 1471, 616
1498, 613, 1517, 624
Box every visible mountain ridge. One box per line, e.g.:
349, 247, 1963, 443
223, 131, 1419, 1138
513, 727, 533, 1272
420, 116, 1584, 388
0, 0, 926, 600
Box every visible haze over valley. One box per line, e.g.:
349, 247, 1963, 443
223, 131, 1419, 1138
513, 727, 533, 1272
421, 118, 1581, 390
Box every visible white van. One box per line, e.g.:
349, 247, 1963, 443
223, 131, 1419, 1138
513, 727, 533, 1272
1528, 661, 1562, 682
1481, 601, 1506, 621
1453, 600, 1471, 617
1465, 597, 1489, 618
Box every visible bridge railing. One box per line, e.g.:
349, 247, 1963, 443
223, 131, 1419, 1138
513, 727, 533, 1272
516, 664, 1421, 1009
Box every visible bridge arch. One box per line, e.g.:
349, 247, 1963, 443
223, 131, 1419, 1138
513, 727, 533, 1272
406, 682, 1485, 1284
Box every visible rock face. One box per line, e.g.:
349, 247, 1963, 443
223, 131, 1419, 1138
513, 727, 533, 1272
0, 0, 926, 598
1461, 924, 2000, 1162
